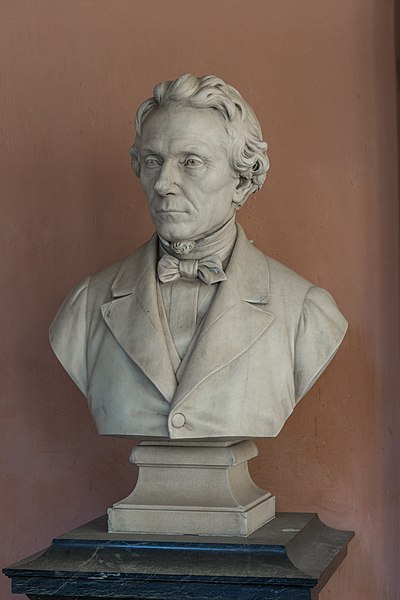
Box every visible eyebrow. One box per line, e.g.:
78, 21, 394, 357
140, 146, 158, 155
140, 143, 213, 156
178, 145, 211, 154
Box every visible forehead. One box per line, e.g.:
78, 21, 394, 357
140, 106, 230, 155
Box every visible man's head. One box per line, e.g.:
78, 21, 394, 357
130, 74, 270, 242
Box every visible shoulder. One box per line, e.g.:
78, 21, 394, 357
266, 255, 314, 301
50, 259, 126, 320
235, 225, 311, 298
265, 253, 347, 334
86, 259, 125, 302
76, 234, 157, 303
265, 254, 346, 325
254, 251, 348, 402
89, 233, 158, 299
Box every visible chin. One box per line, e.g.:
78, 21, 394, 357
159, 231, 195, 243
155, 224, 196, 243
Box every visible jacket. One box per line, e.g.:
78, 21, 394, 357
49, 225, 347, 439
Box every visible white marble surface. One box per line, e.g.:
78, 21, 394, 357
50, 74, 348, 440
108, 440, 275, 536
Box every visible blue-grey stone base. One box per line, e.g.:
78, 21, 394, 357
4, 512, 353, 599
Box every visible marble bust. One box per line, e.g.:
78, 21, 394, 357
50, 74, 347, 441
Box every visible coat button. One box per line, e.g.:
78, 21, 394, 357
171, 413, 186, 428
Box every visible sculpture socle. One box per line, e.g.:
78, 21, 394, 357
50, 74, 348, 536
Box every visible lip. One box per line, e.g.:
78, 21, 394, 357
155, 210, 187, 214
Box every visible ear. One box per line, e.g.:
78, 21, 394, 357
232, 176, 257, 209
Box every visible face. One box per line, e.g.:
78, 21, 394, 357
139, 105, 241, 242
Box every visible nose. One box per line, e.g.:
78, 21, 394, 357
154, 161, 178, 196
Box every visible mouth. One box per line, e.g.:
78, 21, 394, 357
155, 209, 187, 215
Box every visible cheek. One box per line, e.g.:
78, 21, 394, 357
140, 174, 154, 195
202, 170, 236, 193
139, 174, 146, 188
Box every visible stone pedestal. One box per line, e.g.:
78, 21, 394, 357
4, 513, 354, 599
108, 439, 275, 536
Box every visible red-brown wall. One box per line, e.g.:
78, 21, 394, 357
1, 1, 398, 598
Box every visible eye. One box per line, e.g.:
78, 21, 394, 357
144, 156, 162, 168
184, 156, 203, 168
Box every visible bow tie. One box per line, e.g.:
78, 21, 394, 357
157, 254, 227, 285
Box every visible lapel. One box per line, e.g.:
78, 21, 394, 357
100, 225, 275, 407
172, 225, 275, 407
101, 234, 177, 403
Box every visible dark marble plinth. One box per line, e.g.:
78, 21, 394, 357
4, 513, 353, 599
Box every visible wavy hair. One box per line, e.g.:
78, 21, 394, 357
130, 74, 269, 201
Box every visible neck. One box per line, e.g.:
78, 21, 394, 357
158, 216, 237, 261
